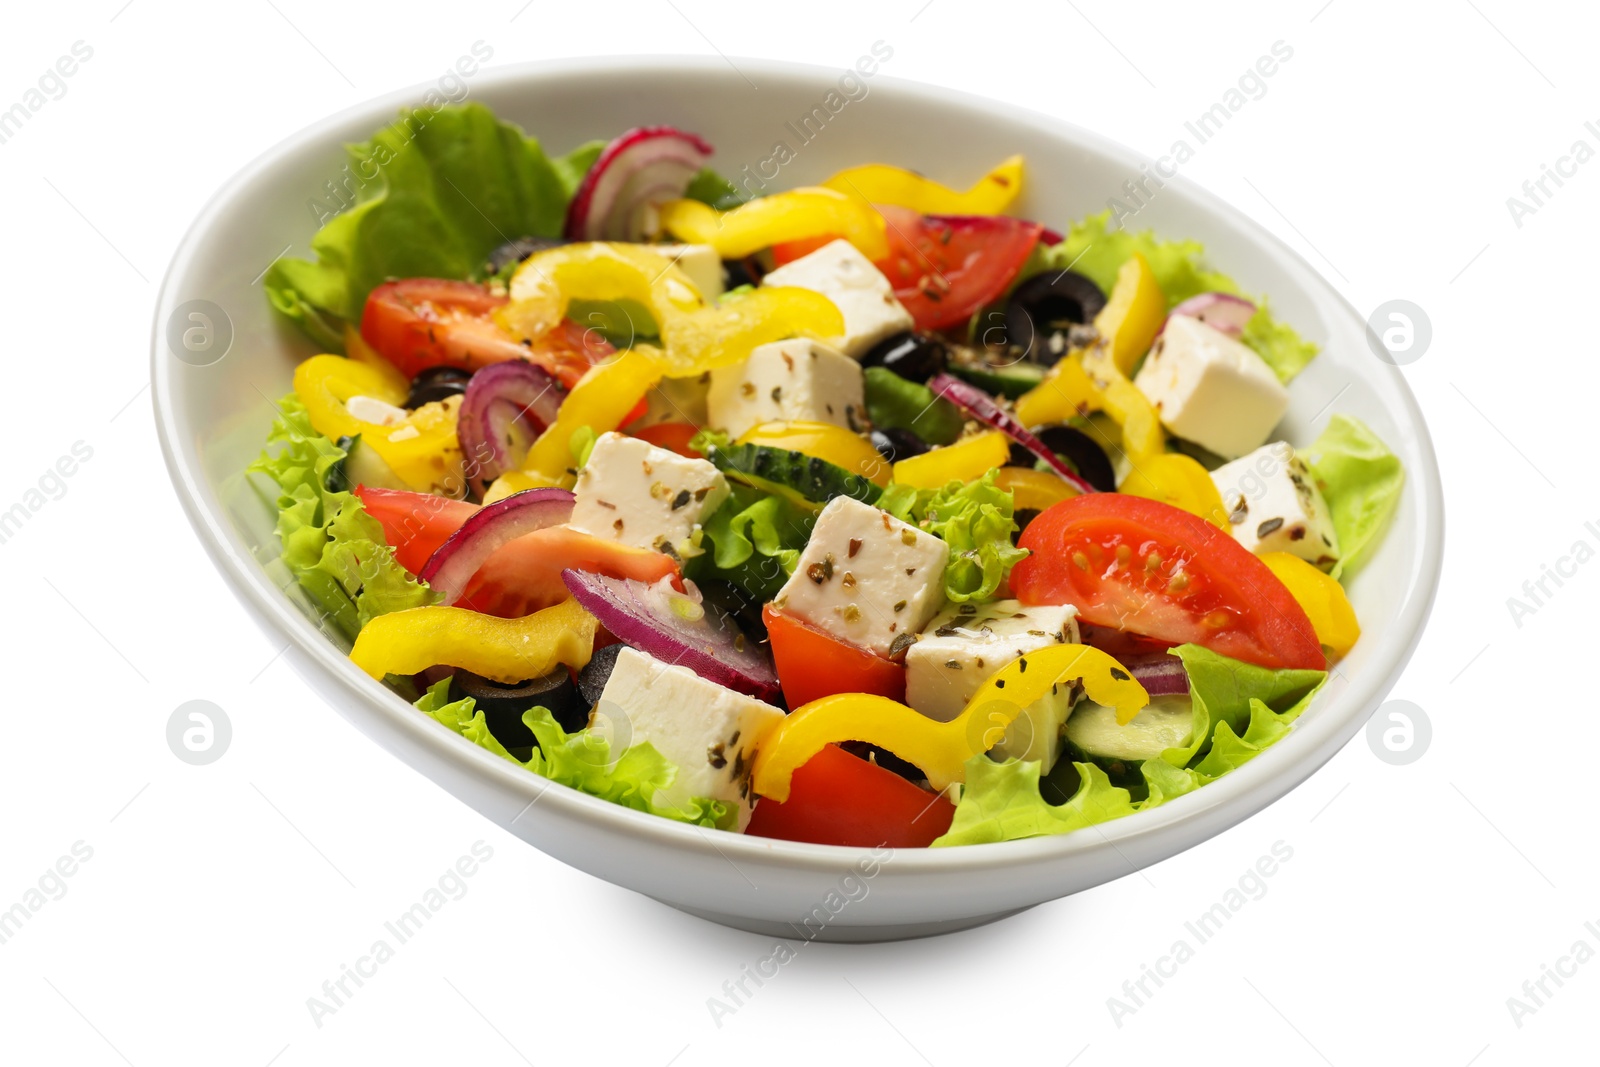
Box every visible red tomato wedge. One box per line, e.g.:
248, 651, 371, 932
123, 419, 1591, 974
631, 421, 703, 458
762, 604, 906, 707
354, 486, 477, 574
360, 279, 614, 388
459, 525, 682, 618
872, 206, 1042, 331
745, 744, 955, 848
1011, 494, 1326, 671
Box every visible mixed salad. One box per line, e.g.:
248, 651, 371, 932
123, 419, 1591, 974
253, 104, 1404, 848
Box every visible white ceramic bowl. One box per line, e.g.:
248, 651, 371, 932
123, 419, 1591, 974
153, 56, 1443, 942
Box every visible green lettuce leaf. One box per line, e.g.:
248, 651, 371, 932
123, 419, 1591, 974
1303, 414, 1404, 580
249, 396, 435, 640
1160, 644, 1326, 768
684, 166, 747, 210
862, 367, 964, 445
265, 103, 600, 344
692, 483, 815, 600
932, 645, 1327, 846
879, 470, 1028, 603
932, 758, 1137, 847
415, 680, 734, 828
1034, 211, 1318, 383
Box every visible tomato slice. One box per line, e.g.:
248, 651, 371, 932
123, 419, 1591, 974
459, 526, 682, 618
631, 421, 703, 458
745, 744, 954, 848
354, 486, 477, 575
770, 233, 836, 267
360, 279, 614, 388
873, 206, 1042, 331
762, 604, 906, 707
1011, 494, 1326, 671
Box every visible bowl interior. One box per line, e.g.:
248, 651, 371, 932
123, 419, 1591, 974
154, 57, 1440, 920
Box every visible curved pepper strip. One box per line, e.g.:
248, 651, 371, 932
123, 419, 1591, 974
1095, 253, 1167, 376
1013, 353, 1106, 427
658, 187, 889, 261
890, 430, 1010, 490
350, 596, 597, 684
1013, 253, 1168, 461
820, 155, 1025, 215
1119, 452, 1228, 527
751, 644, 1149, 801
995, 466, 1081, 511
1260, 552, 1360, 658
737, 420, 890, 487
496, 243, 708, 344
293, 354, 465, 494
522, 349, 664, 487
658, 287, 844, 375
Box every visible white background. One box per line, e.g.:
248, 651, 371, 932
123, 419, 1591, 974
1, 1, 1593, 1063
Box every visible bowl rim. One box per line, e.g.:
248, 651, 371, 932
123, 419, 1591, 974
152, 54, 1444, 877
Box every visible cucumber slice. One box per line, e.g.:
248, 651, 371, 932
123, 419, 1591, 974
325, 434, 408, 493
705, 442, 881, 511
948, 360, 1049, 399
1065, 695, 1194, 763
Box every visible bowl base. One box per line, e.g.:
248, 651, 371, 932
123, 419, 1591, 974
656, 900, 1037, 943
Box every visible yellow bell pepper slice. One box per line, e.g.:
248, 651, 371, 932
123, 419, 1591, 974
1260, 553, 1361, 658
523, 349, 664, 487
350, 597, 597, 684
890, 430, 1011, 490
1013, 352, 1106, 427
658, 287, 844, 375
658, 187, 889, 261
820, 155, 1025, 215
497, 243, 708, 343
1118, 453, 1229, 527
736, 421, 890, 487
1013, 253, 1168, 460
752, 644, 1148, 800
1094, 253, 1167, 376
995, 466, 1082, 511
292, 354, 464, 495
482, 469, 563, 504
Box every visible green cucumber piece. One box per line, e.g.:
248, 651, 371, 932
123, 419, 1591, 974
1065, 695, 1194, 763
706, 442, 881, 510
948, 360, 1049, 399
325, 434, 407, 493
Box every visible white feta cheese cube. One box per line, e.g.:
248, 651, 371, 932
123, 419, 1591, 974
593, 646, 784, 830
773, 496, 948, 657
904, 601, 1080, 771
650, 243, 724, 300
569, 431, 729, 557
760, 239, 913, 358
1211, 441, 1341, 567
1132, 315, 1290, 459
706, 338, 866, 439
629, 372, 710, 429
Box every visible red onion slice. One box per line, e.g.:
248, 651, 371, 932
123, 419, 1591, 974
1159, 292, 1257, 340
419, 488, 575, 606
1121, 653, 1190, 697
457, 360, 566, 494
564, 126, 715, 242
561, 569, 780, 702
926, 372, 1097, 496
